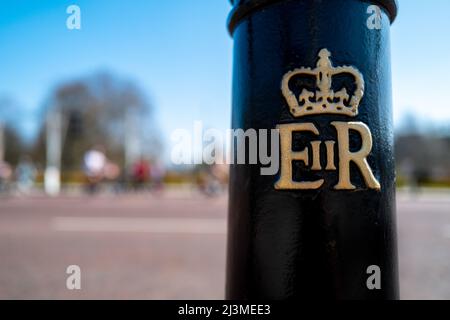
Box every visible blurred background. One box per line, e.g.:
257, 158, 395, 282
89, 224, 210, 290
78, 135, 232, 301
0, 0, 449, 299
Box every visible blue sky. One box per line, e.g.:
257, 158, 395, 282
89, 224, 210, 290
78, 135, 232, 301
0, 0, 233, 144
0, 0, 449, 147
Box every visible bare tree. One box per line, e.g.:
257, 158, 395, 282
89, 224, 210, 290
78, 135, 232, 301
33, 72, 160, 172
0, 97, 26, 165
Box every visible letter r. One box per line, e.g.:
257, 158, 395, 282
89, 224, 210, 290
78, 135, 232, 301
331, 121, 381, 190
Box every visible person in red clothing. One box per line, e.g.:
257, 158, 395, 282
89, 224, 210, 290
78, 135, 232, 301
132, 158, 151, 190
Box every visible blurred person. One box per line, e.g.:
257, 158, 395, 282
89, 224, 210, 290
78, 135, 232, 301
103, 160, 122, 194
211, 163, 229, 187
132, 157, 151, 191
83, 146, 107, 194
196, 163, 228, 197
103, 160, 121, 181
0, 160, 13, 193
150, 159, 166, 193
15, 156, 37, 194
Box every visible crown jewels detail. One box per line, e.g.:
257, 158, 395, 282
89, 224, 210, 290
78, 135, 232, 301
281, 49, 364, 118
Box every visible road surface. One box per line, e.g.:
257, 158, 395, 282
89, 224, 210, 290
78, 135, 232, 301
0, 189, 449, 299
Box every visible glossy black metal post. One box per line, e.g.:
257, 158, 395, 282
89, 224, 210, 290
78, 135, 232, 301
226, 0, 399, 299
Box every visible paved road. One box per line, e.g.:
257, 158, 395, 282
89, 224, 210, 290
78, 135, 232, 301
397, 191, 450, 299
0, 189, 448, 299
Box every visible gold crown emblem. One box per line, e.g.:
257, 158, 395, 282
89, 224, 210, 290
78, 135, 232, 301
281, 49, 364, 118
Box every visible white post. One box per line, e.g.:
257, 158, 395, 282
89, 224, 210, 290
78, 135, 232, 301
44, 108, 62, 196
124, 111, 141, 176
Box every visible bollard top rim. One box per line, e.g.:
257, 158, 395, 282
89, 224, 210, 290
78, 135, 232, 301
228, 0, 398, 36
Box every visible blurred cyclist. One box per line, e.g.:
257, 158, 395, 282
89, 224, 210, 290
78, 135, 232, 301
132, 157, 151, 191
83, 146, 106, 194
15, 156, 37, 194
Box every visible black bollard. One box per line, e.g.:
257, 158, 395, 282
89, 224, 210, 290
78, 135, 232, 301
226, 0, 399, 300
